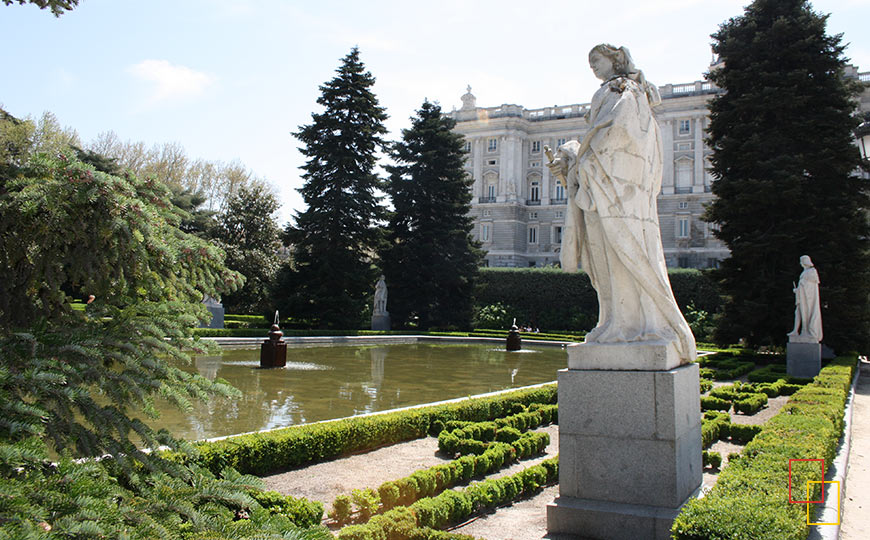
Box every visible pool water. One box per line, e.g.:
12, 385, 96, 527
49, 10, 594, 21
151, 342, 567, 442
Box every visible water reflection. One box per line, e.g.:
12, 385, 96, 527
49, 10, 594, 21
151, 343, 566, 442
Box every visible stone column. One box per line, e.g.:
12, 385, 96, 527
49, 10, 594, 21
693, 117, 704, 193
661, 120, 674, 195
547, 343, 702, 539
473, 138, 483, 199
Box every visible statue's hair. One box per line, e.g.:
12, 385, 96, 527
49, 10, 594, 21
589, 43, 661, 106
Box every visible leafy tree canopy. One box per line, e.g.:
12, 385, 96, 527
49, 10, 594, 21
2, 0, 78, 16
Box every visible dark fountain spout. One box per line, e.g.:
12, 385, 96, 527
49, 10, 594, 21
506, 318, 522, 352
260, 310, 287, 368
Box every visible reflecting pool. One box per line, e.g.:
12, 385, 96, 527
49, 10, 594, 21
152, 342, 567, 442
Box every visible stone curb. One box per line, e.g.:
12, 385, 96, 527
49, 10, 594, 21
203, 334, 572, 348
807, 363, 860, 540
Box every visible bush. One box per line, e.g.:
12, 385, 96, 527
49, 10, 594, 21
248, 489, 324, 528
728, 424, 762, 445
330, 494, 353, 525
702, 450, 722, 469
699, 379, 714, 394
473, 303, 512, 330
700, 396, 731, 412
733, 393, 768, 415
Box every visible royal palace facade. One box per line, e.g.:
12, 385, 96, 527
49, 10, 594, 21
449, 65, 870, 269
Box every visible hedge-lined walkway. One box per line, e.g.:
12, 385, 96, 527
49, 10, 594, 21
841, 357, 870, 539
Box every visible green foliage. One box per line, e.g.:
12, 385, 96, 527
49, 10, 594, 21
728, 424, 763, 445
705, 0, 870, 352
472, 303, 512, 331
733, 393, 768, 415
701, 396, 732, 413
702, 450, 722, 469
187, 384, 556, 476
215, 184, 282, 315
280, 47, 388, 329
248, 489, 324, 528
380, 100, 483, 330
336, 457, 558, 540
672, 356, 857, 539
474, 267, 720, 331
684, 302, 715, 342
330, 495, 353, 525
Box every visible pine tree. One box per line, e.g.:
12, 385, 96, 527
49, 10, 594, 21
281, 47, 388, 328
705, 0, 870, 350
380, 100, 482, 330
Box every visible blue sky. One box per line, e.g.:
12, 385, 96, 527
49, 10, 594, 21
2, 0, 868, 224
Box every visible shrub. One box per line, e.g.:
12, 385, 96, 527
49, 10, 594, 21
729, 424, 762, 445
248, 489, 324, 528
702, 450, 722, 469
699, 379, 714, 394
330, 494, 353, 525
700, 396, 731, 412
352, 488, 381, 521
733, 393, 768, 415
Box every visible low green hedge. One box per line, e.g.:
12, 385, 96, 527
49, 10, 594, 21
701, 396, 731, 412
179, 384, 557, 475
437, 406, 557, 455
728, 424, 762, 445
672, 356, 857, 540
699, 379, 714, 394
701, 411, 731, 448
702, 450, 722, 469
248, 489, 324, 528
337, 457, 559, 540
733, 393, 768, 415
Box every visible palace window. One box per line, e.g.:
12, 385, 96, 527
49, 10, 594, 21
679, 119, 691, 135
678, 201, 688, 209
678, 218, 689, 238
487, 159, 497, 166
529, 180, 540, 202
555, 211, 564, 219
483, 209, 491, 217
554, 226, 563, 244
531, 140, 541, 153
675, 158, 693, 193
528, 226, 538, 244
481, 224, 490, 242
528, 211, 538, 220
464, 141, 472, 152
487, 184, 496, 199
554, 182, 565, 201
487, 138, 498, 152
557, 137, 567, 147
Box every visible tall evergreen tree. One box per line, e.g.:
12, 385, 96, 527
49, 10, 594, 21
705, 0, 870, 351
281, 47, 388, 328
380, 100, 482, 330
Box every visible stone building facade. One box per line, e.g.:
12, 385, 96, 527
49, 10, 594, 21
449, 66, 870, 268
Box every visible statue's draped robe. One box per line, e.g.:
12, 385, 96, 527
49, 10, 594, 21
795, 267, 823, 342
559, 77, 696, 361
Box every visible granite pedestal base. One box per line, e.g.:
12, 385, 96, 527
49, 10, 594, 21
371, 314, 391, 331
547, 342, 701, 540
787, 342, 821, 378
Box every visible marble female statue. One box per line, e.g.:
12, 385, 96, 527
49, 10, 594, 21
373, 275, 388, 316
788, 255, 822, 343
546, 44, 695, 363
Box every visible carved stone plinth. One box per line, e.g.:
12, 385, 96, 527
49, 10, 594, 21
371, 314, 391, 331
547, 343, 702, 539
787, 342, 821, 379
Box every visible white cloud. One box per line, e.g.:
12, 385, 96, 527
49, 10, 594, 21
128, 59, 214, 104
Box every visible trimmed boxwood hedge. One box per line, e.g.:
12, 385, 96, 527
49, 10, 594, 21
336, 457, 559, 540
672, 356, 858, 540
176, 384, 557, 475
474, 267, 720, 331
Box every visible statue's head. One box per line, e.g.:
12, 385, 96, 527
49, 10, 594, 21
800, 255, 813, 268
589, 44, 635, 80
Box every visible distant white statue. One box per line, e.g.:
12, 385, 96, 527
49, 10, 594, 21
546, 43, 695, 363
788, 255, 822, 343
373, 275, 388, 316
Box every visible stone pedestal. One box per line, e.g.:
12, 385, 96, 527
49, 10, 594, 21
547, 342, 702, 540
787, 342, 821, 379
371, 313, 391, 331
